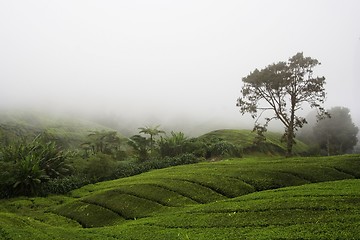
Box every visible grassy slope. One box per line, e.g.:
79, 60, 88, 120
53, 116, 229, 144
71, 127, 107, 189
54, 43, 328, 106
1, 155, 360, 239
198, 129, 309, 155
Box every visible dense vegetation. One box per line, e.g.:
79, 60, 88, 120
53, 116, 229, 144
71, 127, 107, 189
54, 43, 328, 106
1, 113, 360, 239
1, 114, 310, 198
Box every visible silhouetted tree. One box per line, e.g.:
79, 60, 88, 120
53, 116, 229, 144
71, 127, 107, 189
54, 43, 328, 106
138, 125, 165, 155
84, 130, 121, 156
236, 52, 327, 156
313, 107, 359, 155
128, 135, 150, 161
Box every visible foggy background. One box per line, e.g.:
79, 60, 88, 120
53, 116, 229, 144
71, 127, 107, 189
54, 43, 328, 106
0, 0, 359, 135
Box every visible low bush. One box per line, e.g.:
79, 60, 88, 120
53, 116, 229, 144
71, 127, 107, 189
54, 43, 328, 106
40, 175, 91, 195
111, 153, 200, 180
208, 140, 243, 158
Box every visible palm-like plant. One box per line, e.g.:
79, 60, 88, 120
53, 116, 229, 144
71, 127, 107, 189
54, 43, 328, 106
158, 131, 189, 157
0, 134, 71, 196
38, 141, 72, 178
138, 125, 165, 155
13, 154, 49, 196
128, 135, 150, 161
86, 131, 122, 155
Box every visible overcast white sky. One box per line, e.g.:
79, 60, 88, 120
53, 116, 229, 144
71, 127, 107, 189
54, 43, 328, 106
0, 0, 359, 131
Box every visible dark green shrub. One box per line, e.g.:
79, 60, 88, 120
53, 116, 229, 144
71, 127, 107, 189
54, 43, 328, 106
162, 153, 200, 166
0, 135, 72, 197
128, 135, 150, 161
184, 139, 208, 158
0, 161, 17, 198
158, 132, 208, 158
13, 155, 49, 196
158, 131, 189, 157
209, 140, 242, 158
82, 153, 117, 181
40, 175, 91, 195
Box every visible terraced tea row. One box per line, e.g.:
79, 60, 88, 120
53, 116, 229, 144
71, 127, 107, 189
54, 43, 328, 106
52, 155, 360, 228
1, 155, 360, 239
3, 179, 359, 239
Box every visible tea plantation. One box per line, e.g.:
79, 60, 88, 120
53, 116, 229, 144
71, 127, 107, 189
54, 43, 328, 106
1, 155, 360, 239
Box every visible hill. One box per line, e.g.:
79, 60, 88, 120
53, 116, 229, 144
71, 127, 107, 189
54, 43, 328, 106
0, 110, 119, 149
198, 129, 309, 155
0, 110, 309, 155
1, 154, 359, 239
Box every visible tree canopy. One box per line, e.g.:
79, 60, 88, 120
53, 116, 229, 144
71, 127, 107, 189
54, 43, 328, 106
236, 52, 327, 156
313, 106, 359, 155
138, 125, 165, 155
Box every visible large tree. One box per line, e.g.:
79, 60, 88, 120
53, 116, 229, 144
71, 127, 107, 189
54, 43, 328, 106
85, 130, 121, 155
313, 106, 359, 155
236, 52, 327, 156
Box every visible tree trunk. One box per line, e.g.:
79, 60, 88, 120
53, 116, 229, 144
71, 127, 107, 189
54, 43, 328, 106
286, 127, 294, 157
286, 94, 296, 157
150, 134, 153, 154
327, 136, 330, 156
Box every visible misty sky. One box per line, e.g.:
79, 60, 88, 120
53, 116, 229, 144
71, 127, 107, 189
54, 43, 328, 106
1, 0, 359, 130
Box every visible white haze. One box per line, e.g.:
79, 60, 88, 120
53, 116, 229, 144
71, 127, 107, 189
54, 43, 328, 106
0, 0, 359, 135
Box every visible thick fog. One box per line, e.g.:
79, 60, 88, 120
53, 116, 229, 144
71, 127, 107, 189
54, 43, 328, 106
0, 0, 359, 135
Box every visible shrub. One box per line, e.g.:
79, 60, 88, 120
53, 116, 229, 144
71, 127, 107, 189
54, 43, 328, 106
128, 135, 150, 161
40, 175, 91, 195
82, 153, 118, 181
208, 140, 242, 158
158, 131, 189, 157
0, 135, 72, 197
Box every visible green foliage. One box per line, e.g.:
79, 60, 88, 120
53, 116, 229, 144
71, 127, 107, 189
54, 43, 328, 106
158, 131, 189, 157
12, 154, 49, 196
82, 153, 118, 181
237, 52, 327, 156
40, 175, 91, 195
208, 140, 242, 158
128, 134, 150, 161
138, 125, 165, 155
81, 130, 126, 160
0, 135, 72, 197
